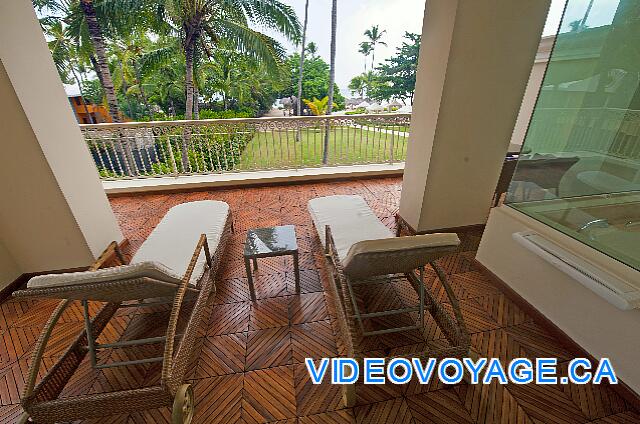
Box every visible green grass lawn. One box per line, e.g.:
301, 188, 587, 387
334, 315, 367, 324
236, 126, 408, 170
380, 125, 409, 133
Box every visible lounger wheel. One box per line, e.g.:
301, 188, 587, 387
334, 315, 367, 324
172, 384, 195, 424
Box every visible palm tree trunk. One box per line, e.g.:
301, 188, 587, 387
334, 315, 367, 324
89, 55, 104, 89
296, 0, 310, 117
323, 0, 338, 165
80, 0, 136, 176
182, 29, 199, 172
79, 0, 120, 123
193, 84, 200, 119
184, 38, 196, 121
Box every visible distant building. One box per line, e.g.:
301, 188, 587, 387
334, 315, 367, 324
65, 85, 113, 124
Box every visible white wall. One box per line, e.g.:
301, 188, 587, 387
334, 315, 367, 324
0, 239, 20, 286
0, 1, 123, 289
399, 0, 551, 232
477, 207, 640, 393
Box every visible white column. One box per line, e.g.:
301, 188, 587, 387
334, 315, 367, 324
0, 1, 123, 287
399, 0, 551, 232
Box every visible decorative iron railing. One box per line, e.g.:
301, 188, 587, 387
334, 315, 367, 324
526, 108, 640, 160
80, 113, 411, 180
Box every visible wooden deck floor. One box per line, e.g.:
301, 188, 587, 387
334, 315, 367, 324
1, 177, 638, 423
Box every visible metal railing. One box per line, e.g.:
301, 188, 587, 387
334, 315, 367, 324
80, 113, 411, 180
526, 108, 640, 160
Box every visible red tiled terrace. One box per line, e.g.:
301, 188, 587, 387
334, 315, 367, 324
0, 177, 638, 423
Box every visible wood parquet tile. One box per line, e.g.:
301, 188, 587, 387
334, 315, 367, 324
246, 326, 292, 371
0, 177, 638, 423
243, 366, 297, 423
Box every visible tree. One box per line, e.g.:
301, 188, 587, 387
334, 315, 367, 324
358, 41, 372, 72
323, 0, 337, 164
281, 53, 344, 108
144, 56, 185, 116
363, 25, 386, 68
369, 32, 420, 105
157, 0, 301, 121
201, 46, 285, 114
78, 0, 122, 122
109, 32, 159, 119
34, 0, 129, 122
348, 71, 377, 98
306, 41, 318, 57
303, 96, 336, 116
42, 19, 95, 123
296, 0, 310, 116
348, 74, 366, 97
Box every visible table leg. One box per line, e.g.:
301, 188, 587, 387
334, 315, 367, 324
252, 257, 258, 271
292, 251, 300, 294
245, 257, 256, 301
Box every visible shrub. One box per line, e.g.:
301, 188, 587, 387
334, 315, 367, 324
345, 107, 367, 115
151, 125, 255, 174
144, 109, 256, 121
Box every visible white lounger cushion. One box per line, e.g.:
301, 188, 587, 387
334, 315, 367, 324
131, 200, 230, 285
308, 195, 393, 261
28, 261, 183, 289
342, 233, 460, 278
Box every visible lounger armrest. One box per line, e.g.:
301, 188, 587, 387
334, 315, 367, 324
162, 233, 210, 380
182, 234, 212, 283
342, 233, 460, 279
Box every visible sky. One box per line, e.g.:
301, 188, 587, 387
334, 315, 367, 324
263, 0, 573, 98
62, 0, 621, 99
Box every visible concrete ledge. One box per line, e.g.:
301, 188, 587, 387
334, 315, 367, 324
103, 163, 404, 194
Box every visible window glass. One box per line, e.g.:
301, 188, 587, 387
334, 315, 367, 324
507, 0, 640, 271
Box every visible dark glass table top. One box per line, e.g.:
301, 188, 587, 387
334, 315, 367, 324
244, 225, 298, 257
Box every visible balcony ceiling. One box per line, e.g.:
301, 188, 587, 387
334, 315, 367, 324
0, 177, 637, 423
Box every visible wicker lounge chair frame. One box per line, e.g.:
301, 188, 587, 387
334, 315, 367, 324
320, 223, 470, 407
13, 214, 232, 424
345, 268, 425, 337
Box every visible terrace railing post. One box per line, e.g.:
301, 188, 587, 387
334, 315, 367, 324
389, 128, 395, 164
168, 139, 179, 178
116, 130, 136, 177
181, 127, 192, 174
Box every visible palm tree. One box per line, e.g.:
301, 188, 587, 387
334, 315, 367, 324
158, 0, 301, 121
34, 0, 141, 175
363, 25, 387, 68
33, 0, 126, 122
78, 0, 122, 123
348, 74, 366, 98
43, 19, 96, 123
323, 0, 337, 164
358, 41, 372, 72
110, 32, 156, 118
307, 41, 318, 58
296, 0, 310, 116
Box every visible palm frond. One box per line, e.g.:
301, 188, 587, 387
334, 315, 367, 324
207, 19, 286, 74
222, 0, 301, 43
139, 45, 179, 76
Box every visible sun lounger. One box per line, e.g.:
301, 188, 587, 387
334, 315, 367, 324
308, 195, 470, 406
13, 200, 232, 424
